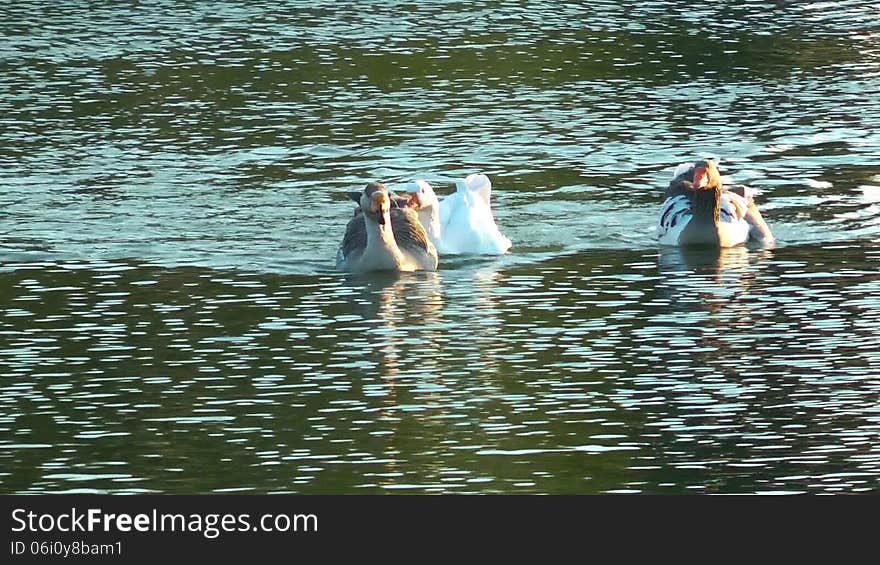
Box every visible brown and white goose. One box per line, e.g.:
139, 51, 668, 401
336, 182, 439, 272
657, 159, 774, 247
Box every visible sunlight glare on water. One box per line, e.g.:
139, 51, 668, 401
1, 0, 879, 494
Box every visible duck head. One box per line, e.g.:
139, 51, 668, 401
691, 159, 722, 190
404, 180, 440, 211
348, 182, 391, 225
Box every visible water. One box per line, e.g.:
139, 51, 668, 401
1, 0, 879, 494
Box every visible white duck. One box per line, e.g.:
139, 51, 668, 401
336, 182, 438, 272
657, 159, 774, 247
405, 174, 511, 255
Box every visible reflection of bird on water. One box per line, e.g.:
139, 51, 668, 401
353, 265, 507, 382
350, 271, 445, 382
659, 245, 750, 278
648, 245, 777, 415
439, 266, 507, 376
656, 245, 775, 328
336, 182, 438, 273
658, 159, 774, 247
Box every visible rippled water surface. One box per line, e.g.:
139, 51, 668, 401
2, 0, 879, 493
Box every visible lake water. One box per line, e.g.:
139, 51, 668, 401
1, 0, 879, 494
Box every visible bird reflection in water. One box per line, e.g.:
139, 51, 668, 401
353, 264, 507, 383
658, 245, 775, 290
339, 271, 446, 490
345, 265, 507, 491
655, 245, 777, 369
437, 265, 507, 379
350, 270, 445, 385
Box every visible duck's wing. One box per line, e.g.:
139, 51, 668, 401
390, 207, 433, 257
720, 192, 748, 221
657, 195, 692, 237
465, 174, 493, 207
438, 190, 461, 227
390, 193, 410, 209
725, 186, 775, 243
438, 191, 511, 255
744, 205, 774, 243
339, 209, 366, 263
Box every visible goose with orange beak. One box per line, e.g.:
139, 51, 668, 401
658, 159, 774, 247
336, 182, 438, 272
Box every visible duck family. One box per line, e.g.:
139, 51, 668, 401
337, 160, 774, 272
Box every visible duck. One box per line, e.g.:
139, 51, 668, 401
336, 182, 439, 272
657, 159, 774, 247
409, 173, 511, 255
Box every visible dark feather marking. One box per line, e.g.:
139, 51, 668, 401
660, 197, 684, 227
389, 206, 432, 255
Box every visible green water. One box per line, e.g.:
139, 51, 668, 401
1, 0, 879, 493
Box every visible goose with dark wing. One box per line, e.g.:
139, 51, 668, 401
657, 159, 774, 247
336, 182, 439, 272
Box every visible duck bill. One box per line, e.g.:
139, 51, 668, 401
407, 193, 421, 209
371, 192, 390, 224
693, 166, 709, 189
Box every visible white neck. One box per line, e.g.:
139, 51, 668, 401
418, 206, 442, 247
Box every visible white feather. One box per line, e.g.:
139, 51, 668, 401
672, 162, 693, 179
437, 174, 511, 255
657, 193, 750, 247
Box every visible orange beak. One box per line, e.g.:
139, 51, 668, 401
371, 192, 390, 224
693, 165, 709, 189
